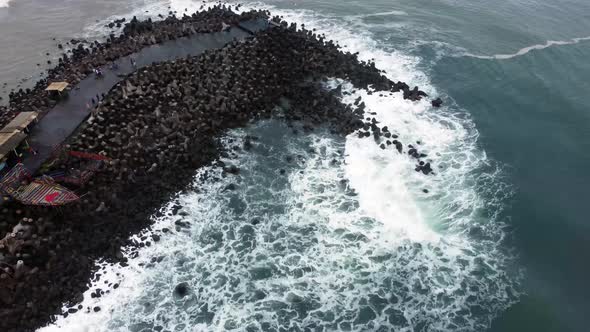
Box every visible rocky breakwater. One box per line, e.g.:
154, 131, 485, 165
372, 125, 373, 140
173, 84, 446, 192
0, 5, 267, 128
0, 13, 438, 332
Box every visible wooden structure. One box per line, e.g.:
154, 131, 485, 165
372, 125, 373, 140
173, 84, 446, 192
45, 82, 69, 92
45, 81, 69, 99
0, 130, 27, 161
0, 112, 39, 164
0, 112, 38, 133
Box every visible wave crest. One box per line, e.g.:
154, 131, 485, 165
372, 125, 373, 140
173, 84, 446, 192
463, 36, 590, 60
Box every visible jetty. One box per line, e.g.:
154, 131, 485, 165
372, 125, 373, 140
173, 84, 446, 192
10, 20, 267, 175
0, 19, 267, 203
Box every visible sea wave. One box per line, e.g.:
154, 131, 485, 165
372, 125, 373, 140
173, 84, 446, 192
463, 36, 590, 60
79, 0, 173, 39
38, 0, 523, 331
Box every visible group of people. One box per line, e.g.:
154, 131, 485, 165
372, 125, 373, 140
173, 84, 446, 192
94, 57, 137, 79
88, 57, 138, 110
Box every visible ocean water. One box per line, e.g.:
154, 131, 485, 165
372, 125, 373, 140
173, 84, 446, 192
1, 0, 589, 331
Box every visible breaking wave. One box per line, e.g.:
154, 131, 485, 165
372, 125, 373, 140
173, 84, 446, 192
38, 1, 523, 331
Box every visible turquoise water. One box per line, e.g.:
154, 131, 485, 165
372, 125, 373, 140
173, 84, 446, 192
1, 0, 585, 331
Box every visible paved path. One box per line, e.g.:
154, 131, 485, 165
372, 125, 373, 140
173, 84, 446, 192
22, 20, 268, 174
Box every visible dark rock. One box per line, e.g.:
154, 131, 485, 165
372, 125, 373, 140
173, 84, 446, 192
224, 165, 240, 175
393, 140, 403, 153
173, 282, 190, 298
432, 97, 443, 108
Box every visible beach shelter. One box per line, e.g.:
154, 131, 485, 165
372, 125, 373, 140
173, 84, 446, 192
45, 81, 69, 99
0, 112, 38, 133
0, 130, 27, 161
45, 82, 69, 92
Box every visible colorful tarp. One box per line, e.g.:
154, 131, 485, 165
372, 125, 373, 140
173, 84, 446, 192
13, 178, 79, 206
1, 112, 38, 132
0, 163, 30, 195
0, 163, 78, 206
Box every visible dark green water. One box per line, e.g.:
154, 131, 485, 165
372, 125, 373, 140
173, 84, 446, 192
436, 43, 590, 332
425, 3, 590, 331
240, 1, 590, 330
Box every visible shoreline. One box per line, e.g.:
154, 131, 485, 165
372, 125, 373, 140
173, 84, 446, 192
0, 6, 435, 332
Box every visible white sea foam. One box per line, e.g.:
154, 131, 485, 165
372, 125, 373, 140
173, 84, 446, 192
464, 36, 590, 60
80, 0, 180, 39
0, 0, 12, 9
38, 1, 522, 331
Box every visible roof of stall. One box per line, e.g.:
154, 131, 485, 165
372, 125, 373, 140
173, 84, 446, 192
0, 112, 38, 132
0, 130, 27, 160
45, 82, 69, 92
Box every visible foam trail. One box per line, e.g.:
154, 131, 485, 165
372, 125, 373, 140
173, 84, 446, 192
349, 10, 408, 18
464, 36, 590, 60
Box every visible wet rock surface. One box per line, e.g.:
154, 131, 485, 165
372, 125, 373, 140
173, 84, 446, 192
0, 8, 438, 332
